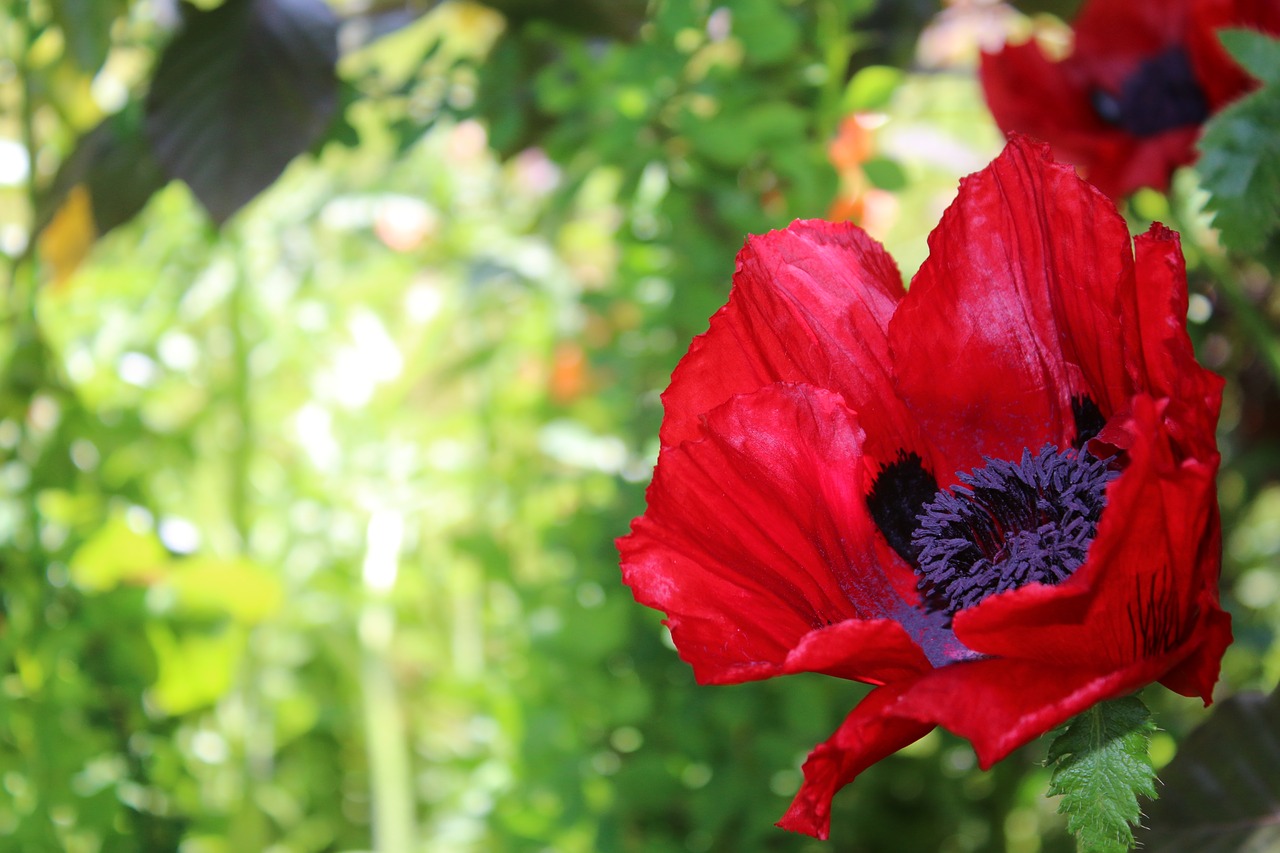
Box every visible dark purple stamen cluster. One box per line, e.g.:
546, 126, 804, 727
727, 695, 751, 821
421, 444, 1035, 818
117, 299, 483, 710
911, 445, 1116, 616
1091, 46, 1209, 137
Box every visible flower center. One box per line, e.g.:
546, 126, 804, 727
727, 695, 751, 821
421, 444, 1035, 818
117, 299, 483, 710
1091, 46, 1210, 137
910, 445, 1116, 617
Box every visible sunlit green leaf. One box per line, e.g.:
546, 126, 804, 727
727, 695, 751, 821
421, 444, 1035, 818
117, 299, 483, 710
69, 515, 169, 592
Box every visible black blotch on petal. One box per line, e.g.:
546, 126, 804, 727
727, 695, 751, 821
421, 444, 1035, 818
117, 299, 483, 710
867, 451, 938, 566
1072, 395, 1107, 450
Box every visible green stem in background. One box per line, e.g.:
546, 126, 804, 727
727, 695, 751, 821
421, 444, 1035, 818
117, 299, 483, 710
360, 510, 418, 853
229, 242, 254, 547
814, 0, 857, 143
1199, 249, 1280, 386
226, 240, 272, 851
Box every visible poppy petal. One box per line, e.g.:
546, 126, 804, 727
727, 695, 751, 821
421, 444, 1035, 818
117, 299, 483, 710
889, 652, 1188, 769
1072, 0, 1190, 69
777, 680, 934, 840
619, 384, 937, 685
1132, 223, 1225, 437
891, 136, 1139, 473
657, 220, 927, 469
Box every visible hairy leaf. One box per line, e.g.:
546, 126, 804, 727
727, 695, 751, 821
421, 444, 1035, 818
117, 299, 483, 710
1198, 30, 1280, 253
1046, 696, 1157, 853
1135, 690, 1280, 852
145, 0, 339, 224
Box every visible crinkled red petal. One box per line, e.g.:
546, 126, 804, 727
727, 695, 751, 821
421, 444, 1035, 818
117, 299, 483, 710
618, 384, 934, 686
1131, 224, 1225, 443
888, 651, 1191, 769
891, 136, 1137, 474
657, 220, 932, 472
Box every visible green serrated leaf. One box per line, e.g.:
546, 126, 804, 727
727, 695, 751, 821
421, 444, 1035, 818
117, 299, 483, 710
1198, 65, 1280, 253
1219, 28, 1280, 86
1046, 696, 1157, 853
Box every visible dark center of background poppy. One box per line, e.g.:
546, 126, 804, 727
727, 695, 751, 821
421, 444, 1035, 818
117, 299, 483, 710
911, 446, 1116, 616
1091, 47, 1210, 137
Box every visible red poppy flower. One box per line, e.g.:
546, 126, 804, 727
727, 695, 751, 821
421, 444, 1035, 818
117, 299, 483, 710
616, 136, 1229, 840
980, 0, 1280, 199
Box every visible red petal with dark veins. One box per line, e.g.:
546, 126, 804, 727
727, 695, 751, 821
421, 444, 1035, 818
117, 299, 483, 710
891, 136, 1139, 476
618, 384, 937, 686
951, 394, 1228, 703
888, 652, 1190, 770
658, 220, 933, 473
777, 680, 934, 840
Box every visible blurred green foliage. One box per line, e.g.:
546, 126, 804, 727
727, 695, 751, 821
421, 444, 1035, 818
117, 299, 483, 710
1, 2, 1279, 852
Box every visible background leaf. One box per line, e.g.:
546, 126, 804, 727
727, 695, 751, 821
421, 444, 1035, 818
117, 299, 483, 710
38, 105, 168, 237
145, 0, 339, 224
1135, 689, 1280, 852
1197, 30, 1280, 253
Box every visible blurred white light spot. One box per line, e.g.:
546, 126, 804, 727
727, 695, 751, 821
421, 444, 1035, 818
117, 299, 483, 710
158, 331, 200, 371
1187, 293, 1213, 324
0, 223, 27, 256
70, 439, 100, 472
0, 139, 29, 186
538, 420, 627, 473
190, 730, 228, 764
90, 70, 128, 113
294, 403, 339, 471
511, 147, 561, 196
362, 510, 404, 593
158, 517, 200, 554
1237, 568, 1280, 609
706, 7, 732, 41
325, 310, 403, 409
373, 195, 438, 252
426, 438, 469, 472
125, 505, 154, 534
609, 726, 643, 753
406, 277, 446, 324
118, 352, 159, 387
65, 345, 95, 384
28, 394, 61, 433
